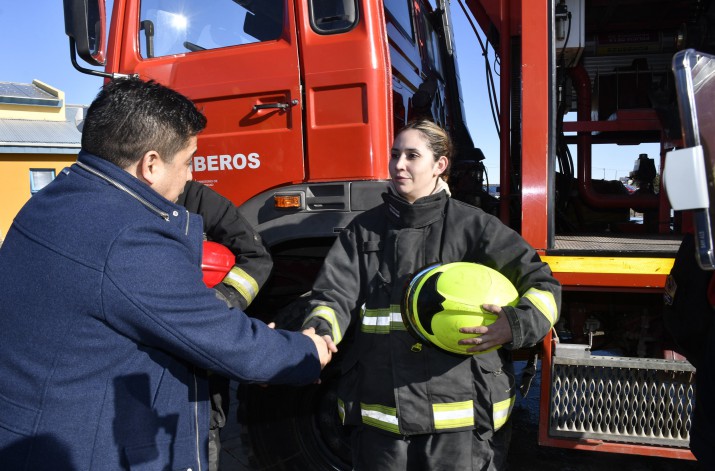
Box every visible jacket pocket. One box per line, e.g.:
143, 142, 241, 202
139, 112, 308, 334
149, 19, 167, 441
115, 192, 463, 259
124, 435, 198, 471
336, 363, 362, 427
471, 352, 515, 438
0, 392, 40, 437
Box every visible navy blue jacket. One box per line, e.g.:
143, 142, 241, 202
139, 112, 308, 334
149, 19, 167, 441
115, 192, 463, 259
0, 152, 320, 470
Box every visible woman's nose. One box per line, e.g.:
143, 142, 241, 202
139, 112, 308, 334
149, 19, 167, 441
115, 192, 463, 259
394, 154, 407, 169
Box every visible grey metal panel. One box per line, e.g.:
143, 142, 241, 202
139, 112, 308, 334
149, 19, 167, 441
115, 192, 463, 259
550, 354, 695, 447
553, 234, 682, 254
0, 146, 80, 155
0, 119, 81, 146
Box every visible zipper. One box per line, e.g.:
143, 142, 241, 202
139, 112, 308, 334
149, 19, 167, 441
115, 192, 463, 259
75, 161, 170, 221
193, 369, 202, 471
184, 209, 191, 235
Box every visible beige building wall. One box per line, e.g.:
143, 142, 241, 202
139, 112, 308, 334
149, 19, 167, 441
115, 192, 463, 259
0, 154, 77, 238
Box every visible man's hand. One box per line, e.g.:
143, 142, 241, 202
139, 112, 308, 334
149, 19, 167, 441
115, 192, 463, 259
457, 304, 513, 353
302, 327, 334, 369
322, 335, 338, 354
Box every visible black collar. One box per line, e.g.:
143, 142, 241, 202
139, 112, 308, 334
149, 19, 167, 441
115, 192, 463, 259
383, 191, 448, 229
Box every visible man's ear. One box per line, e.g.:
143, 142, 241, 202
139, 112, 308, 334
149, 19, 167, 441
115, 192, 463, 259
138, 150, 163, 185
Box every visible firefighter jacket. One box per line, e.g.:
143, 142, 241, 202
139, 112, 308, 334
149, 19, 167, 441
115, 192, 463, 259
178, 180, 273, 310
303, 190, 560, 439
0, 151, 321, 471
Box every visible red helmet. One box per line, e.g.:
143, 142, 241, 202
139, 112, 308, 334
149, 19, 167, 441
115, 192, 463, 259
201, 241, 235, 288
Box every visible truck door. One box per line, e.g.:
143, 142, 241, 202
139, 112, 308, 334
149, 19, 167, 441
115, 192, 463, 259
114, 0, 303, 204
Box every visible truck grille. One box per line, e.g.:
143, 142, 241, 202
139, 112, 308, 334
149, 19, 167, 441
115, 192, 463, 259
549, 351, 695, 448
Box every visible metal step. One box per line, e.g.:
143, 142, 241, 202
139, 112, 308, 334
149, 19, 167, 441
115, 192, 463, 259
549, 344, 695, 448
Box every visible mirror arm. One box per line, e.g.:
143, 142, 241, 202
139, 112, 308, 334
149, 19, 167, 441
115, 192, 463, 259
68, 38, 132, 80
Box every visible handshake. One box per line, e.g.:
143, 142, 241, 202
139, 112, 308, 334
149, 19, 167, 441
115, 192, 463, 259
302, 327, 338, 369
266, 321, 337, 370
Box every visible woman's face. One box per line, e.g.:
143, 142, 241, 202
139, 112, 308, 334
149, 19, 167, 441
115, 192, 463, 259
389, 129, 448, 203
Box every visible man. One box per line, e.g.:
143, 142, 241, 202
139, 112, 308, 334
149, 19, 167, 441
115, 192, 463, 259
178, 180, 274, 470
0, 77, 332, 470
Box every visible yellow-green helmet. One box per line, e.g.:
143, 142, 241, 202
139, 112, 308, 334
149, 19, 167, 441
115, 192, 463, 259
401, 262, 519, 355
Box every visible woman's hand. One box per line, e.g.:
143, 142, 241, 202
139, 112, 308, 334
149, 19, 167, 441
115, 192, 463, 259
457, 304, 514, 353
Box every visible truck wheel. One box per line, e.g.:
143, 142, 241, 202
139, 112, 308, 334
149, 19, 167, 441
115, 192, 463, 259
237, 370, 352, 471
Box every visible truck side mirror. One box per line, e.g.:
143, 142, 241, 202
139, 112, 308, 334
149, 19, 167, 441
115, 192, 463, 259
63, 0, 106, 66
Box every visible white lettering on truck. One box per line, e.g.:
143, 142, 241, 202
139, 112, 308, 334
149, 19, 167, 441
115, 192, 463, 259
192, 153, 261, 172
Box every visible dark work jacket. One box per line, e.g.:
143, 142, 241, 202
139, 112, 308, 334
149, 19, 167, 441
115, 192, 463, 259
663, 233, 715, 467
303, 191, 561, 439
0, 152, 320, 471
178, 181, 273, 310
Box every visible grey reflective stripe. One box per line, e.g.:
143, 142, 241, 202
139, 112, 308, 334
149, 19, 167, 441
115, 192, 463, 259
493, 395, 515, 430
523, 288, 558, 326
360, 305, 405, 333
337, 398, 345, 424
361, 400, 481, 434
305, 306, 343, 343
223, 266, 259, 305
432, 400, 474, 429
360, 403, 400, 434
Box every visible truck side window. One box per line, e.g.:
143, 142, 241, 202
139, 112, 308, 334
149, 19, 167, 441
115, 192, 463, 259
417, 3, 443, 76
309, 0, 358, 34
139, 0, 284, 59
385, 0, 414, 41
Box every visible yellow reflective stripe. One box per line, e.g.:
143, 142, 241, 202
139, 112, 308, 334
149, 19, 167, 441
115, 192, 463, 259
337, 398, 345, 424
493, 396, 515, 431
361, 403, 400, 434
305, 306, 343, 344
432, 400, 474, 430
523, 288, 557, 327
222, 266, 259, 305
361, 308, 391, 333
360, 305, 404, 333
390, 310, 406, 330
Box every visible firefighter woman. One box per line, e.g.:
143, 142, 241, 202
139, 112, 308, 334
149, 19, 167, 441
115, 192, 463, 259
302, 119, 561, 470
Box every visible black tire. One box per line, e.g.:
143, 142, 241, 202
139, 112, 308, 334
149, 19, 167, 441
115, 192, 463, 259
236, 375, 351, 470
235, 296, 352, 470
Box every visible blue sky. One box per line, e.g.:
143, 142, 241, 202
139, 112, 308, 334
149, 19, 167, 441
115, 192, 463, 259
0, 2, 655, 182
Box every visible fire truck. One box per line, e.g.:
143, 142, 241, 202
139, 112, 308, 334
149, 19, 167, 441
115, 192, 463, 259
63, 0, 711, 468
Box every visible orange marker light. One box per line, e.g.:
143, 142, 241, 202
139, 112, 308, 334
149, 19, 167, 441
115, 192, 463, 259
274, 194, 302, 209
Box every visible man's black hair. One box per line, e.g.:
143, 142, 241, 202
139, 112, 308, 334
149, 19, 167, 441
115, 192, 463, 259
81, 77, 207, 169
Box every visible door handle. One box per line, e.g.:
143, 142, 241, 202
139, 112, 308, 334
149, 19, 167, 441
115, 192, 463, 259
253, 99, 299, 111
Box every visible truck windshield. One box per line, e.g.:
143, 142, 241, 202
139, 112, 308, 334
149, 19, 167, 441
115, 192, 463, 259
139, 0, 283, 58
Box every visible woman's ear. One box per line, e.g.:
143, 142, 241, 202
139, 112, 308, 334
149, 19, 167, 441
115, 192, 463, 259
435, 156, 449, 176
